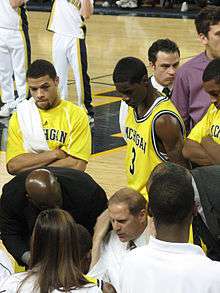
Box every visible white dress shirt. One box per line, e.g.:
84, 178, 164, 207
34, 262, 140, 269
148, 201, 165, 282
0, 272, 103, 292
88, 228, 149, 292
120, 236, 220, 293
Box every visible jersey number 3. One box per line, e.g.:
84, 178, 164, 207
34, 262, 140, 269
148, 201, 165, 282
130, 147, 136, 175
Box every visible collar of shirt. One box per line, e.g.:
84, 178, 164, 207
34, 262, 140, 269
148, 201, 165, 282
150, 75, 171, 94
148, 236, 205, 256
133, 227, 150, 247
192, 176, 207, 225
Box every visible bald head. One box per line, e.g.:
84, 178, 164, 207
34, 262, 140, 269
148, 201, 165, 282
25, 169, 63, 210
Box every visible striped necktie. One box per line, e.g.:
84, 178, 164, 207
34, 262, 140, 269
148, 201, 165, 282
162, 87, 171, 98
127, 240, 137, 250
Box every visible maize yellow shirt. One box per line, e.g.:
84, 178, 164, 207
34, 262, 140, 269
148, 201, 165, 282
6, 100, 91, 163
188, 104, 220, 144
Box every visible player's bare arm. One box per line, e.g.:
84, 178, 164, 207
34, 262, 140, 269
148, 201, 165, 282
200, 136, 220, 164
7, 148, 67, 175
80, 0, 93, 19
182, 138, 214, 166
49, 155, 87, 171
9, 0, 26, 8
90, 209, 110, 268
155, 114, 190, 168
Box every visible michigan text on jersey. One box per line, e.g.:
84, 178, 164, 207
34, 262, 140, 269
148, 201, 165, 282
126, 127, 146, 153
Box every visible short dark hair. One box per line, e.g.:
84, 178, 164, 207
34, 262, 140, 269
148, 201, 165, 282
202, 58, 220, 83
148, 39, 180, 64
27, 59, 57, 80
108, 187, 147, 216
148, 163, 194, 225
113, 57, 148, 84
195, 7, 220, 36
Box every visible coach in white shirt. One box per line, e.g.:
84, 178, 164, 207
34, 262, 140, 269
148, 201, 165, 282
89, 187, 149, 292
120, 162, 220, 293
119, 38, 180, 138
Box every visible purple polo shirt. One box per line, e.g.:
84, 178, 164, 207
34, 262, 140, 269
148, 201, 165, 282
171, 52, 210, 133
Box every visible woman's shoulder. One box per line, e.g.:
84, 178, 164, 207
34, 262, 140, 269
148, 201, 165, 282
53, 282, 103, 293
0, 272, 31, 291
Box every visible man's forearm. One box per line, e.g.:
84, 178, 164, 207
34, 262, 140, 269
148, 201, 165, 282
49, 156, 87, 171
183, 139, 213, 166
80, 0, 93, 19
7, 150, 58, 175
165, 139, 190, 169
9, 0, 26, 8
168, 148, 190, 169
201, 139, 220, 165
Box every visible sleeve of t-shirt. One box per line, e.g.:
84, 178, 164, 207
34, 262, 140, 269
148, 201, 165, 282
61, 108, 91, 162
187, 107, 211, 143
6, 113, 26, 163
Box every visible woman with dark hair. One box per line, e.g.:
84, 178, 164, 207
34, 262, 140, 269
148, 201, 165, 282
0, 209, 116, 293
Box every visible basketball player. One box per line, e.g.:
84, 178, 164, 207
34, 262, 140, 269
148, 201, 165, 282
6, 59, 91, 175
183, 58, 220, 166
47, 0, 94, 126
0, 0, 31, 117
113, 57, 188, 198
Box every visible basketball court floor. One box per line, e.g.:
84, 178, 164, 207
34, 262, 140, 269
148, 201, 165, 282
0, 10, 204, 196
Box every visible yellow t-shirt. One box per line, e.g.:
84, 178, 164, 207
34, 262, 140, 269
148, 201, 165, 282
188, 104, 220, 143
125, 96, 185, 199
6, 100, 91, 163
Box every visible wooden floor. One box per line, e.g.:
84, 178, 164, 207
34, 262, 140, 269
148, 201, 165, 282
0, 12, 203, 197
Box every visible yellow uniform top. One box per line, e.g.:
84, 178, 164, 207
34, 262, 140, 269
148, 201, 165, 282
188, 104, 220, 143
125, 96, 185, 199
6, 100, 91, 163
84, 275, 97, 285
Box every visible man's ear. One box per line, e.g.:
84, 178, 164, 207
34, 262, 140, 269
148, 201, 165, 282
147, 204, 153, 218
149, 61, 156, 70
192, 202, 197, 217
55, 76, 59, 86
141, 75, 149, 87
198, 33, 208, 46
138, 209, 147, 224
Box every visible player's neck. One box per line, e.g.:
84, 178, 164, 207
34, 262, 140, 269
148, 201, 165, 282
136, 90, 158, 117
155, 223, 190, 244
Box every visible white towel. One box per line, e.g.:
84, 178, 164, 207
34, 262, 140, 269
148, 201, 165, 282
17, 98, 50, 153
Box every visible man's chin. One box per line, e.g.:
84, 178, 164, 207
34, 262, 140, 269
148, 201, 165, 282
117, 234, 128, 242
36, 102, 50, 110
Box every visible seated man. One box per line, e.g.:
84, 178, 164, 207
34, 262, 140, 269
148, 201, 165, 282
113, 57, 188, 198
0, 167, 107, 266
6, 59, 91, 175
89, 187, 149, 292
120, 162, 220, 293
183, 58, 220, 166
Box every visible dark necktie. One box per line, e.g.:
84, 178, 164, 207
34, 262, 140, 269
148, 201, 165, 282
127, 240, 137, 250
162, 87, 171, 98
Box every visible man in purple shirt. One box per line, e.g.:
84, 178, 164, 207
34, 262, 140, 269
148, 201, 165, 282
171, 7, 220, 134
